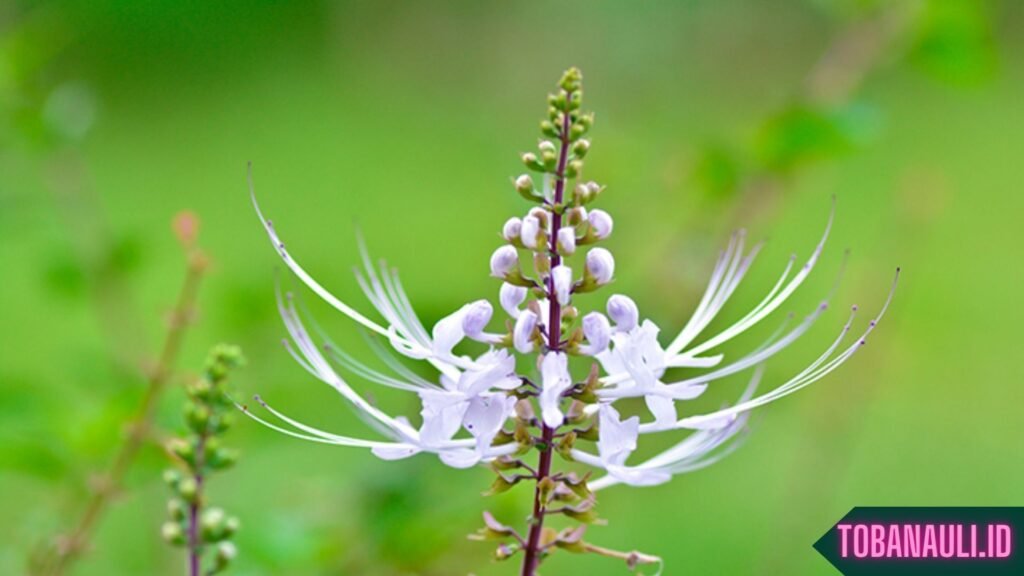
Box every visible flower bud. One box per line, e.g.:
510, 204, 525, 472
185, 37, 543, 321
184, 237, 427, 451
214, 542, 238, 571
565, 159, 584, 178
580, 312, 611, 355
566, 206, 588, 226
167, 498, 188, 521
490, 245, 519, 278
176, 476, 198, 502
499, 283, 527, 318
538, 140, 557, 154
556, 227, 576, 255
521, 152, 544, 172
161, 521, 185, 546
520, 215, 542, 249
607, 294, 639, 332
516, 171, 532, 193
502, 217, 522, 242
572, 139, 590, 158
588, 209, 613, 239
552, 265, 573, 306
541, 150, 558, 169
573, 183, 589, 203
585, 248, 615, 285
461, 300, 493, 338
513, 310, 539, 354
201, 507, 228, 540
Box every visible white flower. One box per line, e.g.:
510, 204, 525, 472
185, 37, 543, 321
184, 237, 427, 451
249, 130, 897, 496
606, 294, 638, 332
520, 215, 542, 249
513, 309, 539, 353
585, 248, 615, 285
499, 283, 527, 318
552, 265, 573, 306
502, 217, 522, 242
539, 352, 573, 428
556, 227, 576, 255
588, 209, 613, 239
579, 312, 611, 356
489, 245, 519, 278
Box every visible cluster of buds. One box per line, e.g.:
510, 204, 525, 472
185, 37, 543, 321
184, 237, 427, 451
246, 68, 897, 575
163, 344, 245, 576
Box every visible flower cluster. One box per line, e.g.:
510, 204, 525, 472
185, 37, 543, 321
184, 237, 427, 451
163, 345, 245, 576
246, 68, 897, 574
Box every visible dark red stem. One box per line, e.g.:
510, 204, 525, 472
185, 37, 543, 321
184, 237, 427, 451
520, 92, 574, 576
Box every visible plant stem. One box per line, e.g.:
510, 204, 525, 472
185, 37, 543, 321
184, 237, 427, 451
41, 251, 206, 576
187, 435, 208, 576
520, 87, 575, 576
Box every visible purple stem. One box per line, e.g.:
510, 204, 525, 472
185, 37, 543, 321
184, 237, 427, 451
187, 436, 207, 576
520, 91, 574, 576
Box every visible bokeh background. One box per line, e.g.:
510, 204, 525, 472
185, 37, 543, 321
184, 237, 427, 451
2, 1, 1023, 574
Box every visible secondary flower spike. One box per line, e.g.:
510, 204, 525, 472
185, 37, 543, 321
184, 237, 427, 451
246, 67, 898, 575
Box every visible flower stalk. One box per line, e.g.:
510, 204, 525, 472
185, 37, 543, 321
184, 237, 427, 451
34, 214, 208, 576
163, 345, 245, 576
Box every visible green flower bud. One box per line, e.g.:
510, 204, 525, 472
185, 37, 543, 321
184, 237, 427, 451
212, 412, 233, 434
495, 543, 520, 561
186, 403, 211, 433
163, 469, 183, 488
538, 476, 557, 504
213, 541, 237, 572
177, 476, 198, 502
167, 498, 188, 521
168, 438, 195, 465
161, 521, 186, 546
205, 344, 245, 383
541, 150, 558, 170
521, 152, 544, 172
565, 159, 584, 178
187, 378, 212, 401
208, 447, 239, 471
202, 507, 229, 541
560, 67, 582, 92
538, 140, 557, 154
572, 139, 590, 158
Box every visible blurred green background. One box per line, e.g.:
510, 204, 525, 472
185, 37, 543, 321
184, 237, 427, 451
2, 0, 1023, 574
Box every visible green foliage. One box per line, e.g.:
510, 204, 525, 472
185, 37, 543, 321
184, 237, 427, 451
912, 0, 997, 85
755, 102, 880, 173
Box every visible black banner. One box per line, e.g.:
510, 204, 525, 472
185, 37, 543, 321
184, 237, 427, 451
814, 507, 1024, 575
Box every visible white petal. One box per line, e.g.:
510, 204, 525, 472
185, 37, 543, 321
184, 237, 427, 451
461, 300, 494, 341
521, 215, 541, 249
439, 449, 483, 468
586, 248, 615, 285
557, 227, 577, 255
502, 217, 522, 242
579, 312, 611, 356
588, 209, 614, 239
597, 404, 639, 465
552, 265, 573, 306
539, 352, 573, 428
513, 310, 539, 354
490, 245, 519, 278
499, 283, 528, 318
606, 294, 639, 332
